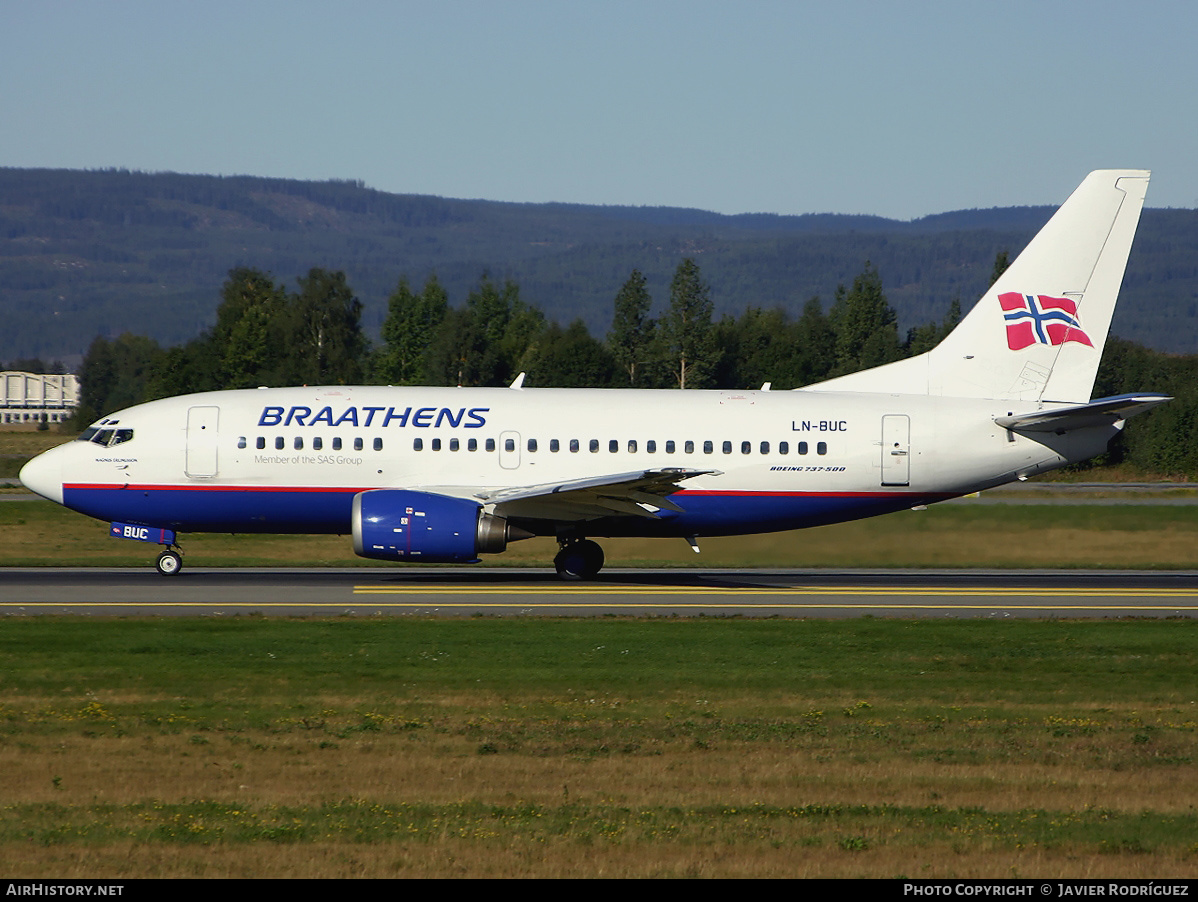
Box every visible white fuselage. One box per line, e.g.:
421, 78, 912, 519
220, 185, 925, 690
21, 385, 1107, 541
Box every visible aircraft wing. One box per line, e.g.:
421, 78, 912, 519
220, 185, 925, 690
471, 467, 722, 520
995, 394, 1171, 434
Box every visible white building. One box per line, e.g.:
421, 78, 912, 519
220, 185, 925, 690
1, 372, 79, 427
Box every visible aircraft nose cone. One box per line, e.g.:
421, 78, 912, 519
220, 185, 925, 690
19, 449, 63, 504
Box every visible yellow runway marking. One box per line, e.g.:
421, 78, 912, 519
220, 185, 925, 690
343, 584, 1198, 611
5, 585, 1195, 613
353, 584, 1198, 598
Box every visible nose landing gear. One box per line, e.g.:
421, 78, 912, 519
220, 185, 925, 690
554, 538, 604, 580
155, 547, 183, 576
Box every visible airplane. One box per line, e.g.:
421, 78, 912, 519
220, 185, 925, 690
19, 169, 1169, 579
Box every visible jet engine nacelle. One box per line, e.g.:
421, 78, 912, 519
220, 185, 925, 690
351, 489, 511, 563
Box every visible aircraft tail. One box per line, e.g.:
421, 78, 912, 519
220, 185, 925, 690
807, 170, 1150, 403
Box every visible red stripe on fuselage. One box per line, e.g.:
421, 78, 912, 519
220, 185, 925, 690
63, 483, 368, 493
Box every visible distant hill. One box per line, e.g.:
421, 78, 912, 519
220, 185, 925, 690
2, 168, 1195, 361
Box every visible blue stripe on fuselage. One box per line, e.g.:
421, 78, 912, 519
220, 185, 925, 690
63, 485, 361, 534
62, 485, 946, 537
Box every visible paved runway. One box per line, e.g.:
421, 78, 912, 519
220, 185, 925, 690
1, 567, 1196, 618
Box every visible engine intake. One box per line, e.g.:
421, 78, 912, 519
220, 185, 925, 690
352, 489, 512, 563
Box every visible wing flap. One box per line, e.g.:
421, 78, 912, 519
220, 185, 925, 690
474, 467, 720, 520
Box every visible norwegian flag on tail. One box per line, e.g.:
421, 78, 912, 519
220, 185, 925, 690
998, 292, 1094, 351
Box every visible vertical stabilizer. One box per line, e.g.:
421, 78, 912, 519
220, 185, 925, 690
807, 170, 1150, 402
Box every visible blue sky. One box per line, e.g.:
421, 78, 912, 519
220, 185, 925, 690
3, 0, 1195, 219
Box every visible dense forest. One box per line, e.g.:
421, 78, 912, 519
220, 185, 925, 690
45, 258, 1198, 478
2, 168, 1197, 364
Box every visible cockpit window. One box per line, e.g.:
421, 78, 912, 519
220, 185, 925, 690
79, 427, 134, 447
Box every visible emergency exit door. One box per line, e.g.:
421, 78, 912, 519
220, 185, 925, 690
499, 430, 521, 470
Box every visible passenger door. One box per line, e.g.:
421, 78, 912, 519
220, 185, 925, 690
880, 415, 910, 486
186, 406, 220, 478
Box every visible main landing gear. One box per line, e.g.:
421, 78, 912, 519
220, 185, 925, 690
155, 547, 183, 576
554, 538, 604, 580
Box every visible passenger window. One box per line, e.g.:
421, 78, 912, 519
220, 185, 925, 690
589, 440, 599, 453
685, 441, 695, 454
527, 438, 537, 452
237, 437, 247, 449
741, 441, 751, 454
779, 441, 789, 454
373, 438, 383, 451
294, 437, 303, 450
570, 439, 579, 452
665, 440, 675, 454
760, 441, 769, 454
550, 439, 559, 452
256, 437, 265, 450
468, 438, 477, 451
486, 438, 496, 452
432, 438, 442, 451
722, 441, 732, 454
798, 442, 809, 455
313, 437, 322, 451
275, 436, 285, 450
354, 438, 363, 451
609, 439, 618, 453
505, 438, 515, 452
628, 440, 637, 453
817, 442, 828, 455
414, 438, 423, 451
703, 441, 713, 454
450, 438, 459, 451
646, 440, 656, 453
333, 437, 342, 451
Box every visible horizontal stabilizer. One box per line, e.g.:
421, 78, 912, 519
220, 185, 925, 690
995, 394, 1170, 434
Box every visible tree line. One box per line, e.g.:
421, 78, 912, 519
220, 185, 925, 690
6, 169, 1198, 363
71, 256, 1198, 477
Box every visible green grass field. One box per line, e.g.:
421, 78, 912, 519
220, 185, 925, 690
0, 618, 1194, 878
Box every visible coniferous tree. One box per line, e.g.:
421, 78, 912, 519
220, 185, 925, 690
608, 269, 655, 386
791, 297, 835, 385
905, 297, 962, 356
828, 261, 901, 376
661, 258, 715, 389
990, 249, 1012, 286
